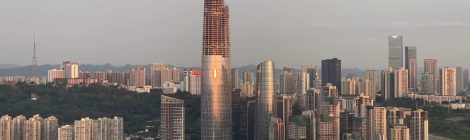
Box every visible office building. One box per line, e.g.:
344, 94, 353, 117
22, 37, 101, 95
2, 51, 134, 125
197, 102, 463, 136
200, 0, 234, 134
130, 65, 146, 88
405, 46, 417, 90
440, 67, 456, 96
183, 69, 202, 95
464, 69, 470, 90
421, 73, 435, 95
231, 68, 240, 90
301, 64, 320, 89
456, 67, 464, 92
383, 67, 394, 101
322, 58, 342, 92
424, 59, 438, 94
161, 96, 185, 140
255, 60, 277, 140
280, 67, 296, 94
389, 36, 403, 69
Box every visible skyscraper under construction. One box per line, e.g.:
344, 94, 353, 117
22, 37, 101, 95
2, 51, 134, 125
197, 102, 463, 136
201, 0, 232, 139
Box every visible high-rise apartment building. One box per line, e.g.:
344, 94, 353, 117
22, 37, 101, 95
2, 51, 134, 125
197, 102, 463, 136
405, 46, 417, 90
24, 115, 43, 140
151, 63, 181, 88
322, 58, 342, 92
364, 70, 382, 101
130, 65, 146, 88
0, 115, 12, 140
394, 68, 409, 98
74, 117, 97, 140
47, 69, 65, 83
389, 36, 403, 69
161, 95, 185, 140
62, 61, 79, 79
255, 60, 277, 140
367, 107, 387, 140
440, 67, 457, 96
58, 125, 74, 140
12, 115, 26, 140
43, 116, 58, 140
389, 124, 410, 140
424, 59, 438, 94
342, 75, 358, 96
410, 109, 429, 140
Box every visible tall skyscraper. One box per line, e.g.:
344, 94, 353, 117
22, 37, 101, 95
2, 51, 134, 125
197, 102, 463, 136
255, 60, 277, 140
130, 65, 146, 88
424, 59, 438, 94
421, 73, 435, 95
440, 67, 457, 96
322, 58, 342, 92
200, 0, 232, 139
161, 95, 185, 140
394, 68, 409, 98
410, 109, 428, 140
342, 75, 358, 95
389, 36, 403, 69
405, 46, 417, 90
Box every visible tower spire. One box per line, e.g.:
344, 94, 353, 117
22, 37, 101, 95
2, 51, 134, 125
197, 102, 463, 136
31, 32, 38, 83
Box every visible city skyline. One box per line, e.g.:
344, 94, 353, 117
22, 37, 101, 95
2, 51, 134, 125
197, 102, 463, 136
1, 0, 470, 68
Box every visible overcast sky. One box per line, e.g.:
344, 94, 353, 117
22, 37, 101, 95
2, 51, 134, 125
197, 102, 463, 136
1, 0, 469, 69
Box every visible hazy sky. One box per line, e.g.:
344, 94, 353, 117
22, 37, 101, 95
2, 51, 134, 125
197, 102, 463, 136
1, 0, 470, 69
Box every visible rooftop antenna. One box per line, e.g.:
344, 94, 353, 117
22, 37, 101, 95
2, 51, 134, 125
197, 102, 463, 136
31, 32, 38, 83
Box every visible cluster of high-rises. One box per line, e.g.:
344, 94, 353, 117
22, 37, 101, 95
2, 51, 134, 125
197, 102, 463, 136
0, 115, 123, 140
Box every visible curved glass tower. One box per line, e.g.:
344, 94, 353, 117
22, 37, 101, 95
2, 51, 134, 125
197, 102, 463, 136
256, 60, 277, 140
201, 0, 232, 139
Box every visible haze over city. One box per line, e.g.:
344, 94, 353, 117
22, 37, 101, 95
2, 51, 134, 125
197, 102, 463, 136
1, 0, 470, 68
